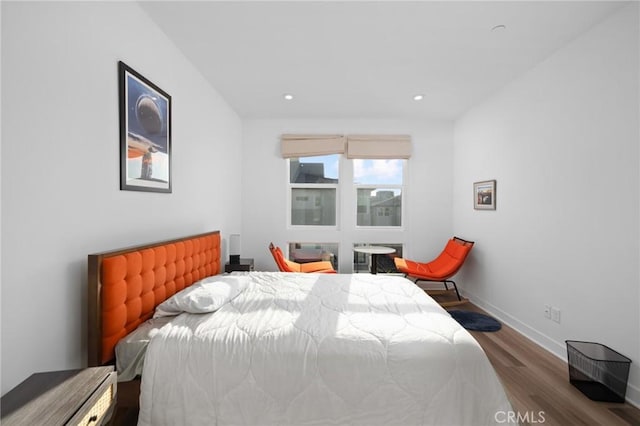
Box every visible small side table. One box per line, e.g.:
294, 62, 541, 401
225, 258, 254, 273
1, 367, 117, 426
353, 246, 396, 274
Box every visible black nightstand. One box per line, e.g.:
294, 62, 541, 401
225, 258, 254, 273
1, 367, 116, 426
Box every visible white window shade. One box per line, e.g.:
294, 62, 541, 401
281, 134, 346, 158
346, 135, 412, 159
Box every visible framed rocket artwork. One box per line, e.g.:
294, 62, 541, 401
118, 61, 172, 193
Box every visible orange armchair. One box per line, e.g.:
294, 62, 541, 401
269, 243, 336, 273
394, 237, 474, 307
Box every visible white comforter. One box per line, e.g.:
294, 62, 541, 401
138, 272, 512, 425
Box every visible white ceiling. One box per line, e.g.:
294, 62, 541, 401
140, 1, 626, 120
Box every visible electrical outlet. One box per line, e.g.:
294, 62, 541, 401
544, 304, 551, 319
551, 307, 561, 323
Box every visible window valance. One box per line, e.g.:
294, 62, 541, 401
346, 135, 412, 159
280, 134, 346, 158
280, 134, 412, 159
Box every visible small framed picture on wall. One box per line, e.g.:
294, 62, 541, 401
474, 180, 496, 210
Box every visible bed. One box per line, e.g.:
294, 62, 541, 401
88, 231, 512, 425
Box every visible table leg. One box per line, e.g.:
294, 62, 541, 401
370, 254, 378, 274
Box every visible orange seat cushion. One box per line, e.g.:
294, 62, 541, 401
300, 261, 337, 273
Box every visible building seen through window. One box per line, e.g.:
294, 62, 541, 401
290, 159, 338, 184
289, 155, 339, 226
354, 159, 403, 227
357, 189, 402, 226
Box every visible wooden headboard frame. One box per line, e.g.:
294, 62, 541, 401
88, 231, 221, 367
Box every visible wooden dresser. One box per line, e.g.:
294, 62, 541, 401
1, 366, 116, 426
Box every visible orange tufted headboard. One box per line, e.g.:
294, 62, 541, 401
88, 231, 220, 367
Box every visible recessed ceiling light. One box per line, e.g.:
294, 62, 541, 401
283, 93, 294, 100
491, 24, 506, 31
413, 94, 424, 101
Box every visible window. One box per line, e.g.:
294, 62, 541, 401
354, 159, 404, 227
288, 242, 339, 270
289, 155, 339, 226
283, 134, 411, 273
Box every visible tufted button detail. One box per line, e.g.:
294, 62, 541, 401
99, 233, 220, 364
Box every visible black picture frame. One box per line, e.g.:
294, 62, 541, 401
119, 61, 172, 193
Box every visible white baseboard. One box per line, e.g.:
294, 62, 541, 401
462, 290, 640, 409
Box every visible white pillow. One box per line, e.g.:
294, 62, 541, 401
153, 274, 249, 318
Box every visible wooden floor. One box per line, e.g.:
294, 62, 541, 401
462, 303, 640, 426
110, 303, 640, 426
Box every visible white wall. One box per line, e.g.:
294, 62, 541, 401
1, 1, 243, 394
453, 4, 640, 405
0, 1, 3, 392
241, 119, 454, 272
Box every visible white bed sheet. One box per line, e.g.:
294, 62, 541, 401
116, 275, 250, 381
138, 272, 512, 425
115, 316, 174, 381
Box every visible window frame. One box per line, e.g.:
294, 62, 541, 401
353, 159, 407, 230
287, 155, 340, 229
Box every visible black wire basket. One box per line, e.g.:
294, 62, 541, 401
566, 340, 631, 403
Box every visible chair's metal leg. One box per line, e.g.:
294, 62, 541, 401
448, 280, 462, 301
413, 278, 461, 300
410, 277, 467, 307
